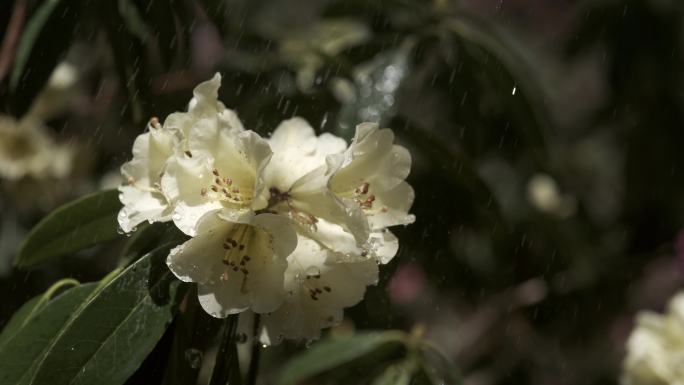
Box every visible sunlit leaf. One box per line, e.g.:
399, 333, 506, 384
16, 190, 121, 268
25, 244, 185, 385
277, 332, 404, 385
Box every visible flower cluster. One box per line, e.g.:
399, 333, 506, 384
118, 74, 415, 344
622, 291, 684, 385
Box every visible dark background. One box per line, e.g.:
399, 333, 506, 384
1, 0, 683, 384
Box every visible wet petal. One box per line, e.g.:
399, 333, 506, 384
263, 117, 346, 192
259, 235, 378, 344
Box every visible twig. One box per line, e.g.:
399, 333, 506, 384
0, 0, 27, 84
245, 314, 261, 385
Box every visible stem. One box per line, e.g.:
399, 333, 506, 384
208, 315, 238, 385
245, 314, 261, 385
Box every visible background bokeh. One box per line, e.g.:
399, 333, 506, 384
2, 0, 684, 384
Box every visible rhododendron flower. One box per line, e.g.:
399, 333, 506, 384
622, 291, 684, 385
117, 73, 415, 343
258, 234, 379, 344
167, 210, 297, 317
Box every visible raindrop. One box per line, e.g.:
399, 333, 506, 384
305, 266, 320, 278
184, 348, 203, 369
236, 332, 248, 344
511, 86, 517, 95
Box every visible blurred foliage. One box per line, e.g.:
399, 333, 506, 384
1, 0, 684, 384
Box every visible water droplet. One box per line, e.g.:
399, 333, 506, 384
184, 348, 203, 369
261, 344, 268, 348
511, 86, 517, 95
305, 266, 320, 278
236, 332, 248, 344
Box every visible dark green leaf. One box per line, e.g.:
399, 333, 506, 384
0, 278, 80, 350
9, 0, 79, 115
0, 283, 99, 385
277, 332, 404, 385
16, 189, 121, 268
119, 222, 187, 267
117, 0, 149, 43
26, 244, 185, 385
371, 362, 413, 385
446, 14, 551, 156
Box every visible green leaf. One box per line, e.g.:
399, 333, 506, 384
446, 14, 551, 156
277, 332, 404, 385
24, 244, 185, 385
119, 222, 187, 267
16, 189, 121, 268
8, 0, 79, 116
0, 283, 99, 385
10, 0, 61, 90
0, 278, 80, 350
371, 362, 413, 385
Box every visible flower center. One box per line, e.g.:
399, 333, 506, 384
264, 188, 319, 231
343, 181, 388, 214
219, 224, 255, 293
201, 168, 252, 205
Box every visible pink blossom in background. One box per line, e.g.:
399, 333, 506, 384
389, 263, 426, 305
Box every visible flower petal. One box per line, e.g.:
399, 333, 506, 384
118, 125, 176, 232
263, 117, 346, 192
366, 180, 415, 229
118, 186, 171, 232
168, 211, 296, 317
331, 122, 411, 192
258, 235, 378, 344
289, 165, 370, 246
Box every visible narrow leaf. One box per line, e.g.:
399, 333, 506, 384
8, 0, 78, 116
9, 0, 61, 90
371, 362, 413, 385
27, 244, 186, 385
16, 189, 121, 268
277, 332, 404, 385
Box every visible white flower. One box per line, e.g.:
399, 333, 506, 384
329, 122, 415, 230
258, 234, 378, 344
118, 118, 176, 232
259, 117, 370, 245
622, 291, 684, 385
167, 210, 297, 317
0, 116, 73, 181
161, 125, 271, 235
117, 73, 416, 341
118, 73, 244, 233
309, 122, 414, 265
